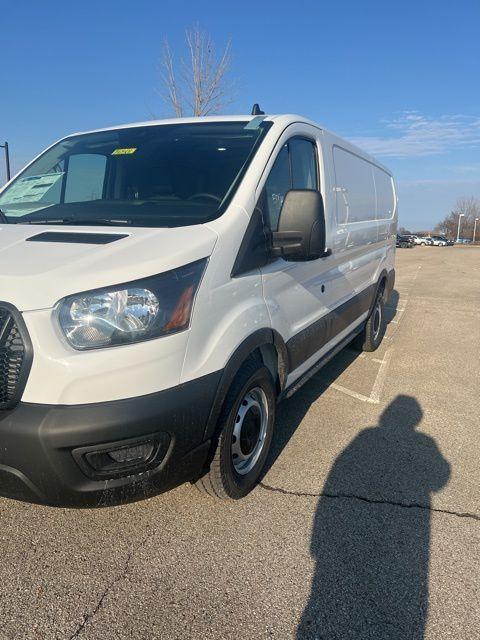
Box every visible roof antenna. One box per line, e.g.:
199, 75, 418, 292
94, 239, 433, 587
251, 103, 265, 116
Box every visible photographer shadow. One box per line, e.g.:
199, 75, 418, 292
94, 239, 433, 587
297, 395, 450, 639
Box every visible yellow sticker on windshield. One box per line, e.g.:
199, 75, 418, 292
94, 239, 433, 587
112, 148, 137, 155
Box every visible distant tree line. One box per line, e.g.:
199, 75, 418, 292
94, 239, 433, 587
400, 197, 480, 242
434, 197, 480, 241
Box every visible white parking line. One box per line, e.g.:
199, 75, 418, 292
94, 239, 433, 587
370, 347, 393, 404
330, 347, 393, 405
330, 383, 378, 404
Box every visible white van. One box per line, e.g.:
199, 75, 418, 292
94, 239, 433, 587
0, 114, 396, 506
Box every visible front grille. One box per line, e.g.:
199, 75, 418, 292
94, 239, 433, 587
0, 305, 30, 409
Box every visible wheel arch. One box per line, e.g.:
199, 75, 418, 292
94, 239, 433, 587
202, 328, 288, 441
370, 268, 389, 314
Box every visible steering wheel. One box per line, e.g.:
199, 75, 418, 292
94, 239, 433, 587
187, 193, 222, 204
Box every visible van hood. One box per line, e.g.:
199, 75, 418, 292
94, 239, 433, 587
0, 224, 218, 311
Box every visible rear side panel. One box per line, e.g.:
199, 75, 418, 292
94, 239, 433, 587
327, 135, 397, 298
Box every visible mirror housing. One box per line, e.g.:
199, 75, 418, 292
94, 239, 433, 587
272, 190, 328, 260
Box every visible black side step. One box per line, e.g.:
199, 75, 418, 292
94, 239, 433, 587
280, 323, 365, 400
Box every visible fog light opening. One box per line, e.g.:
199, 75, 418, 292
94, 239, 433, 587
76, 432, 171, 480
108, 442, 155, 464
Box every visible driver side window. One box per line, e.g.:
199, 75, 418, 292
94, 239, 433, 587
262, 137, 318, 230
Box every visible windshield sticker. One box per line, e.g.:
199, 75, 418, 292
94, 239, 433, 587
2, 173, 64, 203
112, 148, 137, 155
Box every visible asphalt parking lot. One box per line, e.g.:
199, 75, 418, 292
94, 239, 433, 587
1, 246, 479, 640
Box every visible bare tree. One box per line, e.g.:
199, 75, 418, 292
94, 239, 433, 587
434, 196, 480, 240
159, 26, 232, 117
161, 41, 183, 117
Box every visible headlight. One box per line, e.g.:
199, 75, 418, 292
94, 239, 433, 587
57, 259, 207, 350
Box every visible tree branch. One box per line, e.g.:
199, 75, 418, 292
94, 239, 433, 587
158, 25, 233, 117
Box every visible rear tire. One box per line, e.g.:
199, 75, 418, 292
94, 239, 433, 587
195, 359, 276, 500
353, 288, 386, 352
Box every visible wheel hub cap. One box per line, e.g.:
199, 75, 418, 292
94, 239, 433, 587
373, 302, 382, 339
231, 387, 269, 475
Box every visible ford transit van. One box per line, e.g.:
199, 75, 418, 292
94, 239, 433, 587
0, 114, 396, 506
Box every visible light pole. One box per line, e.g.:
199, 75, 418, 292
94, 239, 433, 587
474, 217, 479, 244
0, 141, 11, 183
456, 213, 465, 243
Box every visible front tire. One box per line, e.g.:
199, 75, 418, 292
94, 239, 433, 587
196, 359, 276, 500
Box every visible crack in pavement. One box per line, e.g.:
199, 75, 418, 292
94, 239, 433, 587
259, 482, 480, 522
67, 476, 477, 638
68, 530, 153, 639
69, 551, 133, 639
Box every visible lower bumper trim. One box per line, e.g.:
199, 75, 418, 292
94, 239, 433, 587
0, 370, 221, 507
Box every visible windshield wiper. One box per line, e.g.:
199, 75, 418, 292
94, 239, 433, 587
19, 217, 133, 226
61, 218, 132, 226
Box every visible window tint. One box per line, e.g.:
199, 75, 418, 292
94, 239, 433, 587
290, 139, 317, 190
373, 166, 395, 220
263, 138, 318, 229
333, 147, 376, 223
65, 154, 107, 203
263, 144, 290, 230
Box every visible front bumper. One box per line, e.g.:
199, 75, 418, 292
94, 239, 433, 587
0, 371, 221, 507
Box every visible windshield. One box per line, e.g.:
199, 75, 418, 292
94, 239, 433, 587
0, 121, 271, 227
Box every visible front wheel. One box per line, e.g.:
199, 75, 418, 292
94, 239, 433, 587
195, 359, 276, 499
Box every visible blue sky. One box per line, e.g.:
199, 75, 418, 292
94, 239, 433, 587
1, 0, 479, 230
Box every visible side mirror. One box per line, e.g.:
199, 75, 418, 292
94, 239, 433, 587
272, 190, 329, 260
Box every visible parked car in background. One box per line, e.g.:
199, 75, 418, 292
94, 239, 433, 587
430, 235, 449, 246
417, 236, 433, 246
409, 235, 423, 245
396, 234, 414, 248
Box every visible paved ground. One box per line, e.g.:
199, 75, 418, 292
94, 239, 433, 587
1, 247, 479, 640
